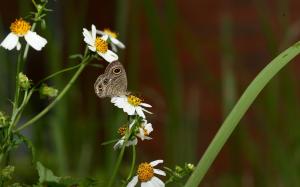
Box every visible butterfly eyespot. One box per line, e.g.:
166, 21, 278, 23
103, 78, 109, 85
113, 68, 121, 74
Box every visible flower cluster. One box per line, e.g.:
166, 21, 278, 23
110, 93, 165, 186
85, 23, 165, 186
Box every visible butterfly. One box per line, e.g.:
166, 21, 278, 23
94, 61, 128, 98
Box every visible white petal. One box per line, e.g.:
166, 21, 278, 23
150, 160, 163, 167
111, 97, 118, 103
136, 107, 146, 118
111, 43, 118, 52
16, 41, 21, 50
126, 138, 138, 146
111, 37, 125, 48
91, 24, 96, 40
154, 169, 166, 176
140, 103, 152, 108
138, 128, 146, 140
98, 50, 118, 63
151, 177, 165, 187
142, 107, 153, 114
101, 35, 108, 41
114, 99, 128, 108
111, 96, 124, 104
24, 31, 47, 51
0, 33, 19, 50
143, 136, 152, 140
127, 176, 139, 187
113, 139, 124, 150
88, 45, 96, 52
141, 181, 153, 187
96, 30, 106, 36
144, 123, 153, 134
123, 105, 136, 116
83, 28, 94, 46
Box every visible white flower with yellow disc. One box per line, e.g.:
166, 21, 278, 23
113, 120, 153, 149
111, 95, 152, 118
97, 28, 125, 52
1, 18, 47, 51
136, 120, 153, 141
127, 160, 166, 187
83, 24, 118, 63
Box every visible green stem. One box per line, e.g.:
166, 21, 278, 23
127, 145, 136, 181
12, 54, 22, 116
0, 153, 4, 165
33, 62, 84, 89
184, 41, 300, 187
14, 56, 90, 132
108, 144, 126, 187
8, 91, 29, 134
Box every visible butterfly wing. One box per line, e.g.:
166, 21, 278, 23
94, 61, 128, 98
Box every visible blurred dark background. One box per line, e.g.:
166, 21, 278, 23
1, 0, 300, 186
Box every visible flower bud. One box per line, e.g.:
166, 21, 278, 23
18, 72, 31, 90
1, 165, 15, 180
39, 84, 58, 98
175, 165, 183, 173
0, 111, 8, 127
186, 163, 195, 171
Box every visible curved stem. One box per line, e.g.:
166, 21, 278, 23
14, 57, 90, 132
12, 53, 22, 116
33, 62, 84, 89
184, 41, 300, 187
108, 144, 126, 187
127, 145, 136, 181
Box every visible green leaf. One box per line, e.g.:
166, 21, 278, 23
69, 54, 83, 60
36, 162, 60, 184
101, 139, 118, 146
184, 41, 300, 187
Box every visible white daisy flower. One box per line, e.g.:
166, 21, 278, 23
97, 28, 125, 52
111, 95, 152, 118
127, 160, 166, 187
114, 120, 153, 149
136, 120, 153, 141
0, 18, 47, 51
82, 24, 118, 63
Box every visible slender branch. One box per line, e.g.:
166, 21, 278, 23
12, 53, 22, 115
127, 145, 136, 181
33, 62, 84, 89
108, 144, 126, 187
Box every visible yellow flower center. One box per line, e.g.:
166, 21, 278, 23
10, 18, 31, 36
137, 162, 154, 182
142, 127, 149, 136
104, 28, 118, 38
127, 95, 142, 106
95, 37, 108, 53
118, 126, 127, 136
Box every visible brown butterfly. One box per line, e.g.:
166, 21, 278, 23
94, 61, 128, 98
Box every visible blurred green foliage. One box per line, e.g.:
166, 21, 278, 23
1, 0, 300, 186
